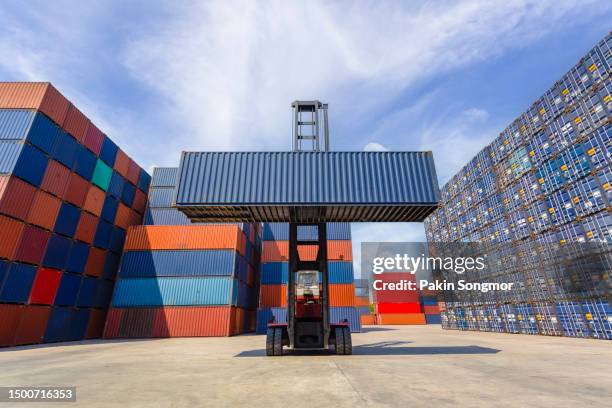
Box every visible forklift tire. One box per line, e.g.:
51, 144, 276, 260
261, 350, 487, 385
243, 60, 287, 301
273, 327, 283, 356
342, 327, 352, 355
266, 327, 275, 356
335, 327, 345, 355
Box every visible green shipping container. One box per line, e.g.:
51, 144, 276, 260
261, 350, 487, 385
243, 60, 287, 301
92, 159, 112, 191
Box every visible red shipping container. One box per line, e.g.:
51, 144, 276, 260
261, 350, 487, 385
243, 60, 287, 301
64, 173, 89, 207
83, 123, 104, 155
0, 304, 23, 347
423, 305, 440, 315
29, 268, 62, 305
376, 302, 422, 314
27, 190, 62, 230
103, 308, 122, 338
128, 209, 142, 227
15, 225, 50, 265
85, 309, 108, 339
62, 103, 90, 142
75, 212, 98, 244
115, 202, 131, 230
0, 82, 70, 125
41, 160, 70, 199
372, 272, 419, 303
84, 247, 106, 277
126, 160, 140, 185
132, 189, 147, 214
14, 305, 51, 345
152, 307, 233, 337
0, 214, 25, 260
0, 176, 36, 221
114, 149, 130, 178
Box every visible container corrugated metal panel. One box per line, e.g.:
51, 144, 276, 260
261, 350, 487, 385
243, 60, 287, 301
256, 307, 288, 333
152, 167, 178, 187
0, 214, 25, 260
0, 83, 70, 125
111, 277, 235, 307
0, 110, 35, 140
425, 314, 442, 324
260, 261, 353, 284
124, 225, 243, 253
144, 208, 192, 225
329, 284, 356, 306
330, 307, 362, 333
263, 222, 351, 241
119, 250, 240, 278
153, 306, 233, 337
175, 151, 440, 222
15, 305, 51, 345
259, 284, 287, 308
261, 240, 352, 262
0, 304, 23, 346
148, 187, 175, 207
0, 140, 23, 174
378, 313, 426, 325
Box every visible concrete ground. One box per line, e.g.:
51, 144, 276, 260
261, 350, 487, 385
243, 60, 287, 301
0, 325, 610, 408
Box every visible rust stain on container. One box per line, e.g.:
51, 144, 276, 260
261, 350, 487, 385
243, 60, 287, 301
124, 225, 244, 254
0, 82, 70, 125
27, 190, 61, 230
0, 214, 25, 260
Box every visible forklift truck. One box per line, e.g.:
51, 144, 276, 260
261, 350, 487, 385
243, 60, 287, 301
266, 222, 352, 355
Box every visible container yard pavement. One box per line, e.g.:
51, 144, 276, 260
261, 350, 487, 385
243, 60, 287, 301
1, 326, 610, 408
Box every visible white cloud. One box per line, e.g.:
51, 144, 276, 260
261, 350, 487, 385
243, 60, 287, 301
463, 108, 490, 122
363, 142, 389, 152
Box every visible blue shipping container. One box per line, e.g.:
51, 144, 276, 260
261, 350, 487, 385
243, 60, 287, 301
256, 308, 288, 334
111, 277, 236, 307
148, 187, 175, 208
0, 140, 24, 174
54, 203, 80, 237
43, 234, 72, 270
12, 143, 48, 186
119, 250, 243, 278
44, 307, 73, 343
330, 307, 362, 333
144, 208, 192, 225
151, 167, 178, 187
99, 137, 118, 167
176, 151, 440, 222
54, 274, 82, 307
0, 263, 37, 303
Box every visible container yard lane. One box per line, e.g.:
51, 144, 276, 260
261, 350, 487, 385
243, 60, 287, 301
1, 325, 611, 407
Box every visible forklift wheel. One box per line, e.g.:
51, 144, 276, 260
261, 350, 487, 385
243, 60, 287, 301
334, 327, 345, 355
342, 327, 352, 355
266, 328, 275, 356
273, 327, 283, 356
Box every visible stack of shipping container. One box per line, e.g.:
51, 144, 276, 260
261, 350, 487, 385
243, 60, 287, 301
256, 223, 362, 333
373, 273, 426, 325
424, 33, 612, 339
354, 278, 375, 325
104, 168, 261, 338
0, 82, 149, 347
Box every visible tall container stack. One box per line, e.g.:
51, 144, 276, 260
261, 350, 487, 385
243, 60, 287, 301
354, 278, 375, 325
0, 82, 149, 347
425, 33, 612, 339
256, 223, 362, 333
104, 168, 261, 338
374, 273, 426, 325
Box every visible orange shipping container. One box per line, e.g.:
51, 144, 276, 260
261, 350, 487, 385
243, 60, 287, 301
84, 247, 106, 277
27, 190, 61, 231
0, 176, 36, 221
41, 160, 70, 199
124, 225, 245, 255
262, 240, 352, 262
114, 149, 130, 178
0, 214, 25, 260
360, 314, 377, 325
377, 313, 426, 325
132, 189, 147, 214
62, 103, 90, 142
153, 307, 233, 337
423, 305, 440, 315
329, 284, 356, 306
260, 284, 287, 308
0, 82, 70, 125
75, 212, 98, 244
83, 185, 105, 217
355, 296, 370, 307
114, 202, 131, 230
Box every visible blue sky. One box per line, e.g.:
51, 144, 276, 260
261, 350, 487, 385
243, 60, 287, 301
1, 1, 611, 275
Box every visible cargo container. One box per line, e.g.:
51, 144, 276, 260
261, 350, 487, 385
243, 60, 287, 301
0, 82, 149, 347
425, 33, 612, 340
